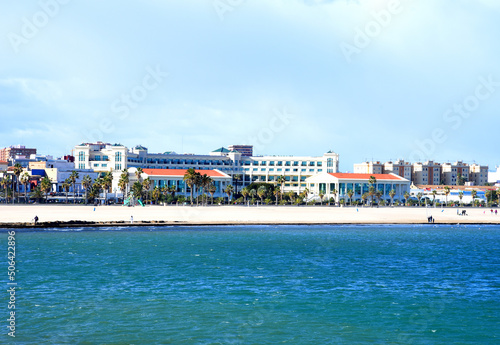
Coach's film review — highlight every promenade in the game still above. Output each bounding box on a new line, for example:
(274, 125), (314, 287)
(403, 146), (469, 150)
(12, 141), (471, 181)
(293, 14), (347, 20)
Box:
(1, 205), (499, 227)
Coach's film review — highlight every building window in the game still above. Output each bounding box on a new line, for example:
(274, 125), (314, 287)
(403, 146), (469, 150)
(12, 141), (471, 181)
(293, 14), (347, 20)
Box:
(78, 152), (85, 161)
(115, 152), (122, 162)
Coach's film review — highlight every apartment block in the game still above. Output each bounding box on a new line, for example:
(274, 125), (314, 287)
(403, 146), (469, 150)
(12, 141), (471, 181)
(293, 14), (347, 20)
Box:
(353, 161), (384, 174)
(441, 161), (470, 185)
(383, 160), (412, 181)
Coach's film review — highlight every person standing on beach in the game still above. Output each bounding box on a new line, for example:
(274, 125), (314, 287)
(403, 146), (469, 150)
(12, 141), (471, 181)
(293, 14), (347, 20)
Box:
(34, 215), (38, 226)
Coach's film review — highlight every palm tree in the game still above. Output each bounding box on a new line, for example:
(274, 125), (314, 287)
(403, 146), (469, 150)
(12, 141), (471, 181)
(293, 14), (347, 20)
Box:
(69, 171), (79, 204)
(200, 174), (212, 206)
(40, 176), (52, 203)
(361, 192), (368, 206)
(389, 189), (396, 206)
(471, 190), (477, 207)
(208, 183), (216, 205)
(102, 172), (113, 203)
(276, 175), (286, 202)
(257, 186), (267, 204)
(13, 163), (23, 203)
(273, 188), (280, 205)
(142, 177), (152, 204)
(1, 175), (11, 203)
(416, 192), (423, 207)
(331, 188), (337, 206)
(62, 178), (71, 204)
(82, 175), (92, 205)
(496, 189), (500, 206)
(287, 190), (295, 205)
(249, 188), (257, 204)
(458, 191), (464, 207)
(368, 186), (376, 207)
(119, 169), (129, 198)
(403, 191), (410, 206)
(20, 172), (30, 204)
(347, 189), (354, 206)
(241, 187), (250, 204)
(135, 167), (143, 182)
(118, 174), (129, 203)
(183, 168), (198, 205)
(169, 185), (177, 199)
(30, 186), (43, 203)
(431, 190), (437, 206)
(224, 184), (234, 204)
(232, 174), (242, 195)
(444, 186), (451, 206)
(131, 181), (143, 202)
(152, 186), (161, 205)
(375, 190), (383, 206)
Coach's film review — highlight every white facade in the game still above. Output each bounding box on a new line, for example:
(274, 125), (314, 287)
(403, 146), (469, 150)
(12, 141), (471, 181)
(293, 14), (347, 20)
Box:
(305, 173), (410, 203)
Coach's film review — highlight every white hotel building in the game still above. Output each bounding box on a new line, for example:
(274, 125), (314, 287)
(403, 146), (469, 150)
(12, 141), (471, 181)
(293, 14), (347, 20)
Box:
(73, 142), (339, 194)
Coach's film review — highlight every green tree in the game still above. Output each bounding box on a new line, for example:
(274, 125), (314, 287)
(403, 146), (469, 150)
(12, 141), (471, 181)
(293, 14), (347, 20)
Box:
(273, 187), (280, 205)
(368, 186), (376, 207)
(403, 192), (410, 206)
(102, 171), (113, 203)
(30, 186), (43, 203)
(241, 187), (249, 204)
(20, 172), (30, 204)
(82, 175), (92, 205)
(62, 178), (71, 204)
(232, 174), (242, 195)
(319, 190), (325, 206)
(361, 192), (368, 206)
(389, 189), (396, 206)
(257, 186), (267, 204)
(135, 167), (143, 182)
(118, 171), (129, 202)
(347, 189), (354, 206)
(1, 175), (11, 203)
(183, 168), (199, 205)
(69, 171), (79, 204)
(131, 181), (143, 202)
(444, 186), (451, 206)
(13, 163), (23, 204)
(458, 190), (464, 207)
(331, 188), (337, 206)
(471, 190), (477, 207)
(142, 177), (152, 204)
(431, 190), (437, 206)
(152, 186), (161, 204)
(208, 183), (216, 205)
(416, 192), (423, 207)
(276, 176), (286, 202)
(40, 176), (52, 203)
(224, 184), (234, 204)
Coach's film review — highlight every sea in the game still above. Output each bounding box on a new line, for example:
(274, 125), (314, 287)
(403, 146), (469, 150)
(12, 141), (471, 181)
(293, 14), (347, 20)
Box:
(1, 225), (499, 344)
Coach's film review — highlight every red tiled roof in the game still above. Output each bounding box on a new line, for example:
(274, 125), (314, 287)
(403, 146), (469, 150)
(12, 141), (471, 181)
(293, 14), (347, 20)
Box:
(329, 173), (406, 181)
(142, 168), (228, 178)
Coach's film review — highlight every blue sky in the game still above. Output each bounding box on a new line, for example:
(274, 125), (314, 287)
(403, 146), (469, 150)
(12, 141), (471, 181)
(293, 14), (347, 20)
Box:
(1, 0), (499, 171)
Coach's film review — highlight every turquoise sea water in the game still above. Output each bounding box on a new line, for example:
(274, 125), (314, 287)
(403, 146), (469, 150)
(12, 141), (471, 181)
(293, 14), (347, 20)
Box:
(2, 225), (499, 344)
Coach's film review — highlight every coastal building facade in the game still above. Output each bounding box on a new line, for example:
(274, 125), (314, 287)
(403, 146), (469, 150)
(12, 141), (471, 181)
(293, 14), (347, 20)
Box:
(305, 173), (411, 203)
(74, 142), (339, 194)
(112, 168), (232, 199)
(354, 159), (485, 186)
(0, 145), (37, 162)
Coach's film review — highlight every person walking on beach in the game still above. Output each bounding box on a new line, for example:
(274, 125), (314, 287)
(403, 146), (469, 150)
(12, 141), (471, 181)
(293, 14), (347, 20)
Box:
(34, 215), (39, 226)
(130, 215), (134, 224)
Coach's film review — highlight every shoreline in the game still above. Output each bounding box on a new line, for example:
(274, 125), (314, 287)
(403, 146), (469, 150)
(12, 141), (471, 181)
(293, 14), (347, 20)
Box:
(1, 204), (500, 228)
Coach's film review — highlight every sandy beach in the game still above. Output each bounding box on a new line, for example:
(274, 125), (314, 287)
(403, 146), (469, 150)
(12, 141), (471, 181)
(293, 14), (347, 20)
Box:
(1, 204), (499, 227)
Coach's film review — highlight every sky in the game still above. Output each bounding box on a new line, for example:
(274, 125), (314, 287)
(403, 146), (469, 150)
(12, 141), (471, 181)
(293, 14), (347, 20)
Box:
(1, 0), (499, 172)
